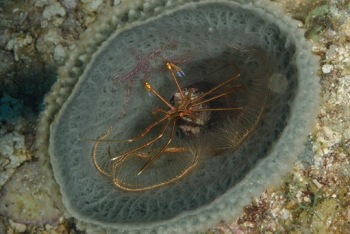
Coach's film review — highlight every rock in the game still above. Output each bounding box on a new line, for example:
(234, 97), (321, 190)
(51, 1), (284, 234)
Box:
(8, 219), (26, 232)
(60, 0), (79, 9)
(322, 64), (333, 74)
(81, 0), (102, 11)
(54, 44), (66, 61)
(35, 0), (48, 8)
(43, 2), (66, 20)
(0, 162), (62, 226)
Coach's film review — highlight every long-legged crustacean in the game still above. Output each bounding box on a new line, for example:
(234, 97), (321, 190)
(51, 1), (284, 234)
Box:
(90, 46), (270, 191)
(116, 62), (243, 174)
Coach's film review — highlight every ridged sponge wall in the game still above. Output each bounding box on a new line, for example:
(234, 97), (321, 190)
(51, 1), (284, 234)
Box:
(39, 0), (320, 233)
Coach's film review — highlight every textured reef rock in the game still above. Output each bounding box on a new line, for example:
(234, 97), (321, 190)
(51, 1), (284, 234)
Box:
(0, 95), (33, 188)
(35, 0), (319, 233)
(0, 162), (62, 226)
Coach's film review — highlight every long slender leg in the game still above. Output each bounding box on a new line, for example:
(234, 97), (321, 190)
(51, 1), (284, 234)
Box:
(92, 126), (113, 176)
(152, 107), (172, 122)
(191, 62), (241, 102)
(137, 118), (177, 175)
(110, 118), (171, 161)
(84, 115), (169, 143)
(145, 82), (175, 110)
(108, 146), (129, 164)
(192, 107), (243, 112)
(192, 85), (244, 107)
(152, 107), (169, 115)
(132, 147), (187, 158)
(166, 62), (185, 99)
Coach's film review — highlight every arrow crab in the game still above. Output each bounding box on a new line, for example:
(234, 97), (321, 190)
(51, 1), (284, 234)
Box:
(90, 46), (270, 191)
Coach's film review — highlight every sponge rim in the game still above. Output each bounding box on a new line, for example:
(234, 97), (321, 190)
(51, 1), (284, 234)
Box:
(39, 0), (320, 233)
